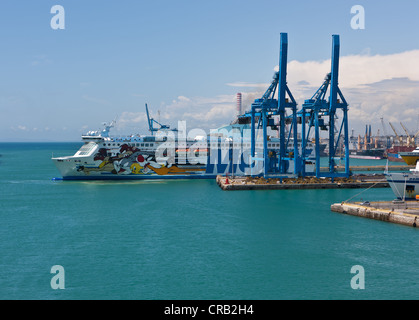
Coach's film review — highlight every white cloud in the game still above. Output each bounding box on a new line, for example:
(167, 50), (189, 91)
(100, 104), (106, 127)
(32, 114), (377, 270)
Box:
(346, 77), (419, 134)
(117, 95), (238, 132)
(119, 112), (147, 124)
(163, 95), (237, 128)
(282, 50), (419, 89)
(177, 95), (191, 102)
(228, 49), (419, 135)
(115, 50), (419, 136)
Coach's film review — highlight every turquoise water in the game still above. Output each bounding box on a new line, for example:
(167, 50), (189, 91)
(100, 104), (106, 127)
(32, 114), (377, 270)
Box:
(0, 143), (418, 300)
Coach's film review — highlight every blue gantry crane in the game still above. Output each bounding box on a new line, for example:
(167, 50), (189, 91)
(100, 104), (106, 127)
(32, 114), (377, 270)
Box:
(243, 33), (350, 179)
(300, 35), (350, 178)
(246, 33), (301, 177)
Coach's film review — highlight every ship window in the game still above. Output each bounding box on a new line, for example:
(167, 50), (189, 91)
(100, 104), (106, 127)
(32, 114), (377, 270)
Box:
(77, 142), (96, 156)
(406, 185), (415, 192)
(145, 143), (149, 147)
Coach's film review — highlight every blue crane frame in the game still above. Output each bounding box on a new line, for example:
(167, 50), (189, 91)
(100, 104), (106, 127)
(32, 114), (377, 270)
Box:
(246, 33), (350, 179)
(246, 33), (301, 177)
(301, 35), (350, 178)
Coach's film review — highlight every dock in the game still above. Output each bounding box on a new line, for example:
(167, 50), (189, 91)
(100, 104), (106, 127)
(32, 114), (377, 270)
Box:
(216, 164), (414, 191)
(331, 201), (419, 228)
(335, 165), (413, 172)
(216, 174), (389, 191)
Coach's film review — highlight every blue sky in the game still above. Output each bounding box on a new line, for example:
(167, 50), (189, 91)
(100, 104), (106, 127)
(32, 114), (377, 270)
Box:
(1, 0), (419, 141)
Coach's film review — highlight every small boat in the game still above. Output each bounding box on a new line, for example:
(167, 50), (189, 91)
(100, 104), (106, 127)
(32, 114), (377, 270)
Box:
(386, 161), (419, 200)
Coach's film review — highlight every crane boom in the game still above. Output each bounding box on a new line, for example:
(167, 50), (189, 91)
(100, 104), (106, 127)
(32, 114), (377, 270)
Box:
(400, 122), (411, 139)
(400, 122), (417, 147)
(389, 122), (404, 145)
(389, 122), (399, 138)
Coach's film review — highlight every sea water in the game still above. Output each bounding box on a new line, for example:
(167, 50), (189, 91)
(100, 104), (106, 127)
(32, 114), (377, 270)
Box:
(0, 142), (418, 300)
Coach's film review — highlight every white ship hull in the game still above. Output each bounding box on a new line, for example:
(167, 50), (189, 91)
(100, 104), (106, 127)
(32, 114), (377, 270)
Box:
(52, 138), (310, 180)
(386, 163), (419, 200)
(53, 140), (227, 180)
(52, 119), (316, 180)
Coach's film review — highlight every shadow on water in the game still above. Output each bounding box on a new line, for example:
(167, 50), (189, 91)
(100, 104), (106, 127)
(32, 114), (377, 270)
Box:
(51, 178), (176, 186)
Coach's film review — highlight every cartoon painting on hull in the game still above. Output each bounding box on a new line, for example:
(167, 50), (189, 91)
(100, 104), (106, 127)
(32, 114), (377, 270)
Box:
(77, 144), (205, 176)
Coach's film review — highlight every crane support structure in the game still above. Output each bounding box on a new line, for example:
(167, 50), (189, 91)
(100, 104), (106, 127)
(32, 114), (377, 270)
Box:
(300, 35), (350, 179)
(244, 34), (350, 179)
(249, 33), (300, 177)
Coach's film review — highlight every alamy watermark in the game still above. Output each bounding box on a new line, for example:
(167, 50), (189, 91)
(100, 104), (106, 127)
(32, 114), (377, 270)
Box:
(51, 5), (65, 30)
(350, 265), (365, 290)
(50, 265), (65, 290)
(151, 121), (267, 175)
(49, 5), (365, 32)
(351, 5), (365, 30)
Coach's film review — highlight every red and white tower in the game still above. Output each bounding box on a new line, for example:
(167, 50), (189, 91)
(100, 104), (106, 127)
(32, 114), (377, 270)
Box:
(236, 93), (242, 116)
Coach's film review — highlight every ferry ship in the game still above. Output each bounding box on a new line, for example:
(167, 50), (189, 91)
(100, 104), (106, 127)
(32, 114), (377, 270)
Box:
(399, 147), (419, 165)
(386, 161), (419, 200)
(52, 110), (316, 180)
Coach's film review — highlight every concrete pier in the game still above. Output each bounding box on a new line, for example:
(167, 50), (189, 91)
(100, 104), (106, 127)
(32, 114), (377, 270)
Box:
(216, 175), (389, 191)
(331, 201), (419, 228)
(335, 165), (413, 172)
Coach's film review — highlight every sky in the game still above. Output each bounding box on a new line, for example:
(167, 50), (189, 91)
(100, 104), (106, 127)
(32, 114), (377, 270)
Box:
(0, 0), (418, 141)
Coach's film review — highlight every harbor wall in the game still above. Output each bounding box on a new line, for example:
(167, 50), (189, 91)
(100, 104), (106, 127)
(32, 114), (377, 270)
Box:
(216, 175), (389, 191)
(331, 202), (419, 228)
